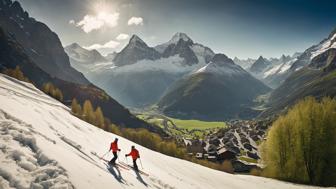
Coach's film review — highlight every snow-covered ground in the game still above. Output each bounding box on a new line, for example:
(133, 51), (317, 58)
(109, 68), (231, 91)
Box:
(0, 74), (321, 189)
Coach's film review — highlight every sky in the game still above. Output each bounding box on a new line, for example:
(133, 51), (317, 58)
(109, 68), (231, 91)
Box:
(17, 0), (336, 59)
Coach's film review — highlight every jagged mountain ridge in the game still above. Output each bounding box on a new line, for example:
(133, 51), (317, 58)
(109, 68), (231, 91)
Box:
(113, 35), (161, 66)
(243, 53), (302, 88)
(67, 33), (216, 107)
(261, 28), (336, 117)
(233, 57), (256, 69)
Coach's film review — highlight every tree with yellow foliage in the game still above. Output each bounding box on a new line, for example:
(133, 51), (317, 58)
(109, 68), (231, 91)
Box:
(261, 97), (336, 186)
(95, 106), (104, 128)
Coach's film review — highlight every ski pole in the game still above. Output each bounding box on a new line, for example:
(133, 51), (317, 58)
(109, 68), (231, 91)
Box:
(125, 155), (128, 164)
(139, 157), (144, 169)
(117, 151), (120, 163)
(100, 150), (109, 159)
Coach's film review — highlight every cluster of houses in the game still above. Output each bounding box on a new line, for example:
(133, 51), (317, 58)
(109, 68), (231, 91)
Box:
(184, 138), (237, 163)
(182, 119), (273, 172)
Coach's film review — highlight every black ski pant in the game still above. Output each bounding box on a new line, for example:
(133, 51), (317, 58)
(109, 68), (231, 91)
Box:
(110, 152), (118, 164)
(133, 159), (138, 171)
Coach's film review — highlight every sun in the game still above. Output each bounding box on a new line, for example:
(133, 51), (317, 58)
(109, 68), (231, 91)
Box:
(93, 1), (113, 15)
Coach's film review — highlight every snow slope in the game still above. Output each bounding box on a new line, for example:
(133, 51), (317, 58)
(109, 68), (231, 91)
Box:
(311, 33), (336, 59)
(0, 74), (318, 189)
(195, 61), (247, 76)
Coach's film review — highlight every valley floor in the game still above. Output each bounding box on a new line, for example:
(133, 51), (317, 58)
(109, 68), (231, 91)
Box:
(0, 74), (321, 189)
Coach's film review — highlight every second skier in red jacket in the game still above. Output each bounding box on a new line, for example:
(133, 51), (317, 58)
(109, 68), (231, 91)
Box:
(125, 146), (140, 171)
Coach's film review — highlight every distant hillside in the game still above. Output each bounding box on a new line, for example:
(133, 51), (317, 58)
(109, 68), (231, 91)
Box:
(158, 54), (270, 120)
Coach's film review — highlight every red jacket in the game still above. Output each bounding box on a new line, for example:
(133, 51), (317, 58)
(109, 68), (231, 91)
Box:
(110, 141), (118, 152)
(128, 149), (139, 160)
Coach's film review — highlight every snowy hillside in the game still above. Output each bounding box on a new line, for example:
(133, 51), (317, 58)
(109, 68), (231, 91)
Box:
(0, 75), (317, 189)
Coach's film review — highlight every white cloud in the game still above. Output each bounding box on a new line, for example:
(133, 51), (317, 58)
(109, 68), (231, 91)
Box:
(69, 19), (75, 25)
(127, 17), (143, 26)
(116, 33), (130, 41)
(84, 40), (120, 50)
(76, 12), (119, 33)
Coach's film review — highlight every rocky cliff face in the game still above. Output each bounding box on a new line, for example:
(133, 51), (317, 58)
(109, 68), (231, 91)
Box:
(0, 0), (89, 84)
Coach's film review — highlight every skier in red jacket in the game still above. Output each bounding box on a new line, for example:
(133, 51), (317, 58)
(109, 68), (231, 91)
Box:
(125, 146), (140, 171)
(109, 138), (121, 165)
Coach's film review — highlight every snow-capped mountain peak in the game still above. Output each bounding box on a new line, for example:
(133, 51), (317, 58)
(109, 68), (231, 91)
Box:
(256, 56), (266, 62)
(155, 32), (194, 53)
(64, 43), (107, 64)
(195, 54), (245, 76)
(169, 32), (193, 44)
(67, 42), (81, 49)
(128, 34), (147, 47)
(113, 35), (161, 66)
(211, 54), (235, 65)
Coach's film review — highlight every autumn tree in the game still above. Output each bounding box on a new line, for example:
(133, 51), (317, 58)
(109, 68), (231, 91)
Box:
(42, 82), (63, 102)
(71, 98), (82, 115)
(95, 106), (104, 128)
(3, 66), (30, 82)
(82, 100), (95, 123)
(54, 88), (63, 102)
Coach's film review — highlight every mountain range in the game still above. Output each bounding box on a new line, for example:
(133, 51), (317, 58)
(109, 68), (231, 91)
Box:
(239, 53), (301, 88)
(262, 28), (336, 116)
(66, 33), (270, 120)
(65, 25), (336, 121)
(66, 32), (216, 108)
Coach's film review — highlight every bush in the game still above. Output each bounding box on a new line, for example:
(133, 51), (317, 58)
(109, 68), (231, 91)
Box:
(250, 168), (262, 176)
(218, 160), (234, 174)
(261, 97), (336, 186)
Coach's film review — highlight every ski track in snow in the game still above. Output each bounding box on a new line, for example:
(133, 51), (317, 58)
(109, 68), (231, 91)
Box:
(0, 74), (323, 189)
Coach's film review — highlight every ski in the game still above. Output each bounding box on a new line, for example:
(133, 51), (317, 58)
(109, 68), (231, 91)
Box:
(101, 159), (130, 170)
(119, 162), (149, 176)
